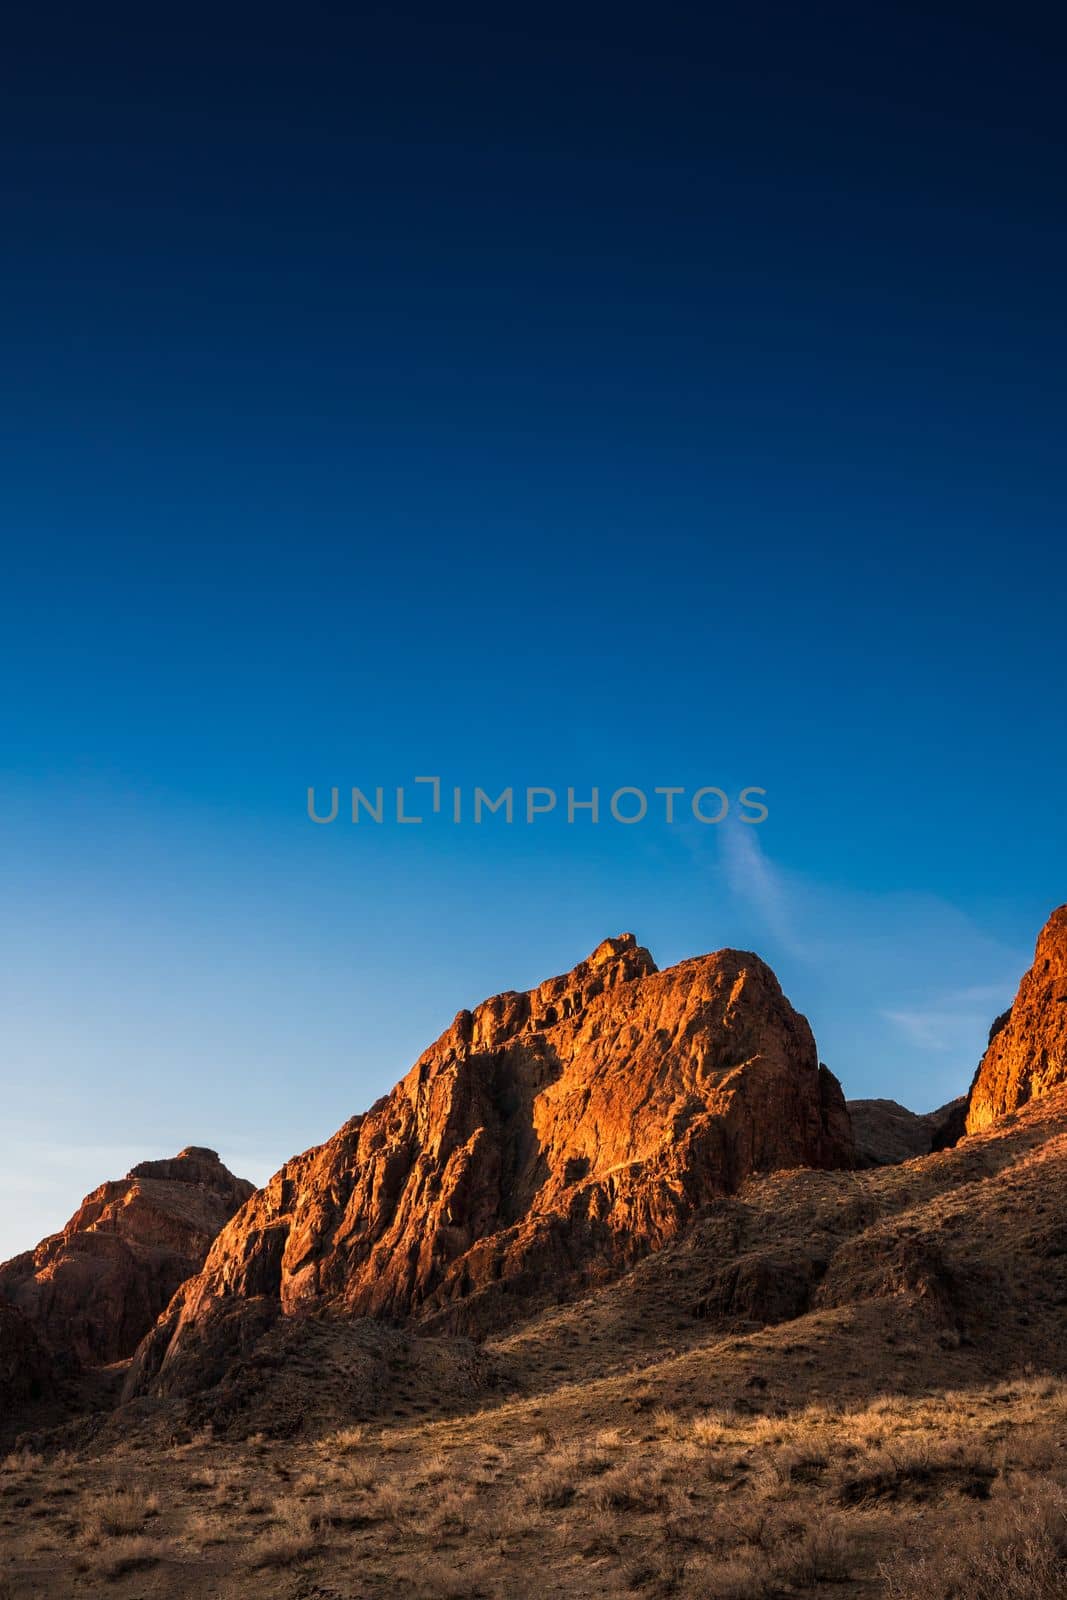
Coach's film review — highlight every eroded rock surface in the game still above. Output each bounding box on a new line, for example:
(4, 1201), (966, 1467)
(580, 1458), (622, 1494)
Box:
(128, 935), (854, 1395)
(0, 1148), (253, 1367)
(967, 905), (1067, 1133)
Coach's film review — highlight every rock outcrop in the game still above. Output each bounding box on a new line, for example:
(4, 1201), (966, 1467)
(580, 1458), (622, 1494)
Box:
(0, 1148), (253, 1367)
(127, 935), (853, 1396)
(0, 1303), (55, 1412)
(848, 1097), (967, 1167)
(966, 905), (1067, 1134)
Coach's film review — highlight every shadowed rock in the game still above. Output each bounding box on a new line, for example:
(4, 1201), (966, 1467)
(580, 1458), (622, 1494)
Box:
(848, 1097), (967, 1167)
(0, 1303), (55, 1412)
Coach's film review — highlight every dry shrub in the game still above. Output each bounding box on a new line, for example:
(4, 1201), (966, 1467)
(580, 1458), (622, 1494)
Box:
(595, 1426), (626, 1450)
(339, 1458), (377, 1492)
(524, 1458), (576, 1510)
(81, 1487), (160, 1543)
(522, 1439), (611, 1510)
(414, 1449), (452, 1486)
(367, 1480), (408, 1522)
(245, 1503), (319, 1569)
(321, 1425), (366, 1455)
(664, 1550), (771, 1600)
(836, 1436), (997, 1506)
(588, 1462), (669, 1513)
(881, 1482), (1067, 1599)
(185, 1509), (231, 1547)
(772, 1519), (852, 1586)
(652, 1408), (688, 1439)
(86, 1535), (164, 1580)
(689, 1411), (734, 1447)
(418, 1485), (479, 1537)
(398, 1554), (499, 1597)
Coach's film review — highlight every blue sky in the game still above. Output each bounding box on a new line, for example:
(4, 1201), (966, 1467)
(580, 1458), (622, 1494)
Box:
(1, 1), (1065, 1257)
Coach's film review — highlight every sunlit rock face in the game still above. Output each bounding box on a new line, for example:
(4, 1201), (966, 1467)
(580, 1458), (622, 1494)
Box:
(0, 1148), (253, 1366)
(127, 934), (854, 1397)
(966, 905), (1067, 1134)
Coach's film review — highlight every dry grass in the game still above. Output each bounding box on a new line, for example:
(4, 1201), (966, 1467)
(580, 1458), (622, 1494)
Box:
(320, 1424), (366, 1455)
(244, 1502), (320, 1569)
(4, 1378), (1067, 1596)
(78, 1486), (160, 1543)
(76, 1534), (168, 1581)
(881, 1481), (1067, 1598)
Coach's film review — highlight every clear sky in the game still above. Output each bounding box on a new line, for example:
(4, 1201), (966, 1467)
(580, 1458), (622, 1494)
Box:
(1, 2), (1065, 1259)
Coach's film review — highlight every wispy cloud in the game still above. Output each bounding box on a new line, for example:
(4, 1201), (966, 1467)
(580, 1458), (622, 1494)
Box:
(708, 821), (1026, 1106)
(882, 984), (1008, 1053)
(720, 821), (805, 955)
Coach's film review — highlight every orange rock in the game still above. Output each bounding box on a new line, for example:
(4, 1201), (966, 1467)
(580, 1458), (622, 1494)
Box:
(128, 936), (853, 1394)
(966, 905), (1067, 1134)
(0, 1147), (253, 1366)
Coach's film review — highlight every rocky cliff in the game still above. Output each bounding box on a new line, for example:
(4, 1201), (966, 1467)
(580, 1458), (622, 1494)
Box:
(0, 1147), (253, 1367)
(966, 904), (1067, 1134)
(127, 935), (853, 1396)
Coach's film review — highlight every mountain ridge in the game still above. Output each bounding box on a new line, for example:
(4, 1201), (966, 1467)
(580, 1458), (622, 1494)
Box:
(124, 933), (854, 1398)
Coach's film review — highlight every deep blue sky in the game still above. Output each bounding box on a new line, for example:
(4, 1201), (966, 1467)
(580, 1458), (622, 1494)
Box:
(2, 2), (1065, 1255)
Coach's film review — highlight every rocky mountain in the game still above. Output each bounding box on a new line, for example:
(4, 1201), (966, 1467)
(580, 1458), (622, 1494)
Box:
(125, 935), (854, 1398)
(847, 1096), (966, 1167)
(0, 1147), (253, 1368)
(966, 904), (1067, 1133)
(8, 920), (1067, 1598)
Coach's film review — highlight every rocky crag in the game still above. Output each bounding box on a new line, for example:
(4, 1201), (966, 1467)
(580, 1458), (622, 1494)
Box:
(0, 1148), (253, 1369)
(126, 935), (854, 1396)
(966, 905), (1067, 1133)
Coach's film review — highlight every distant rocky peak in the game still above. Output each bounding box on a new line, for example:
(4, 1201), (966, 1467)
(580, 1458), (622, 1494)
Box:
(127, 1148), (244, 1190)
